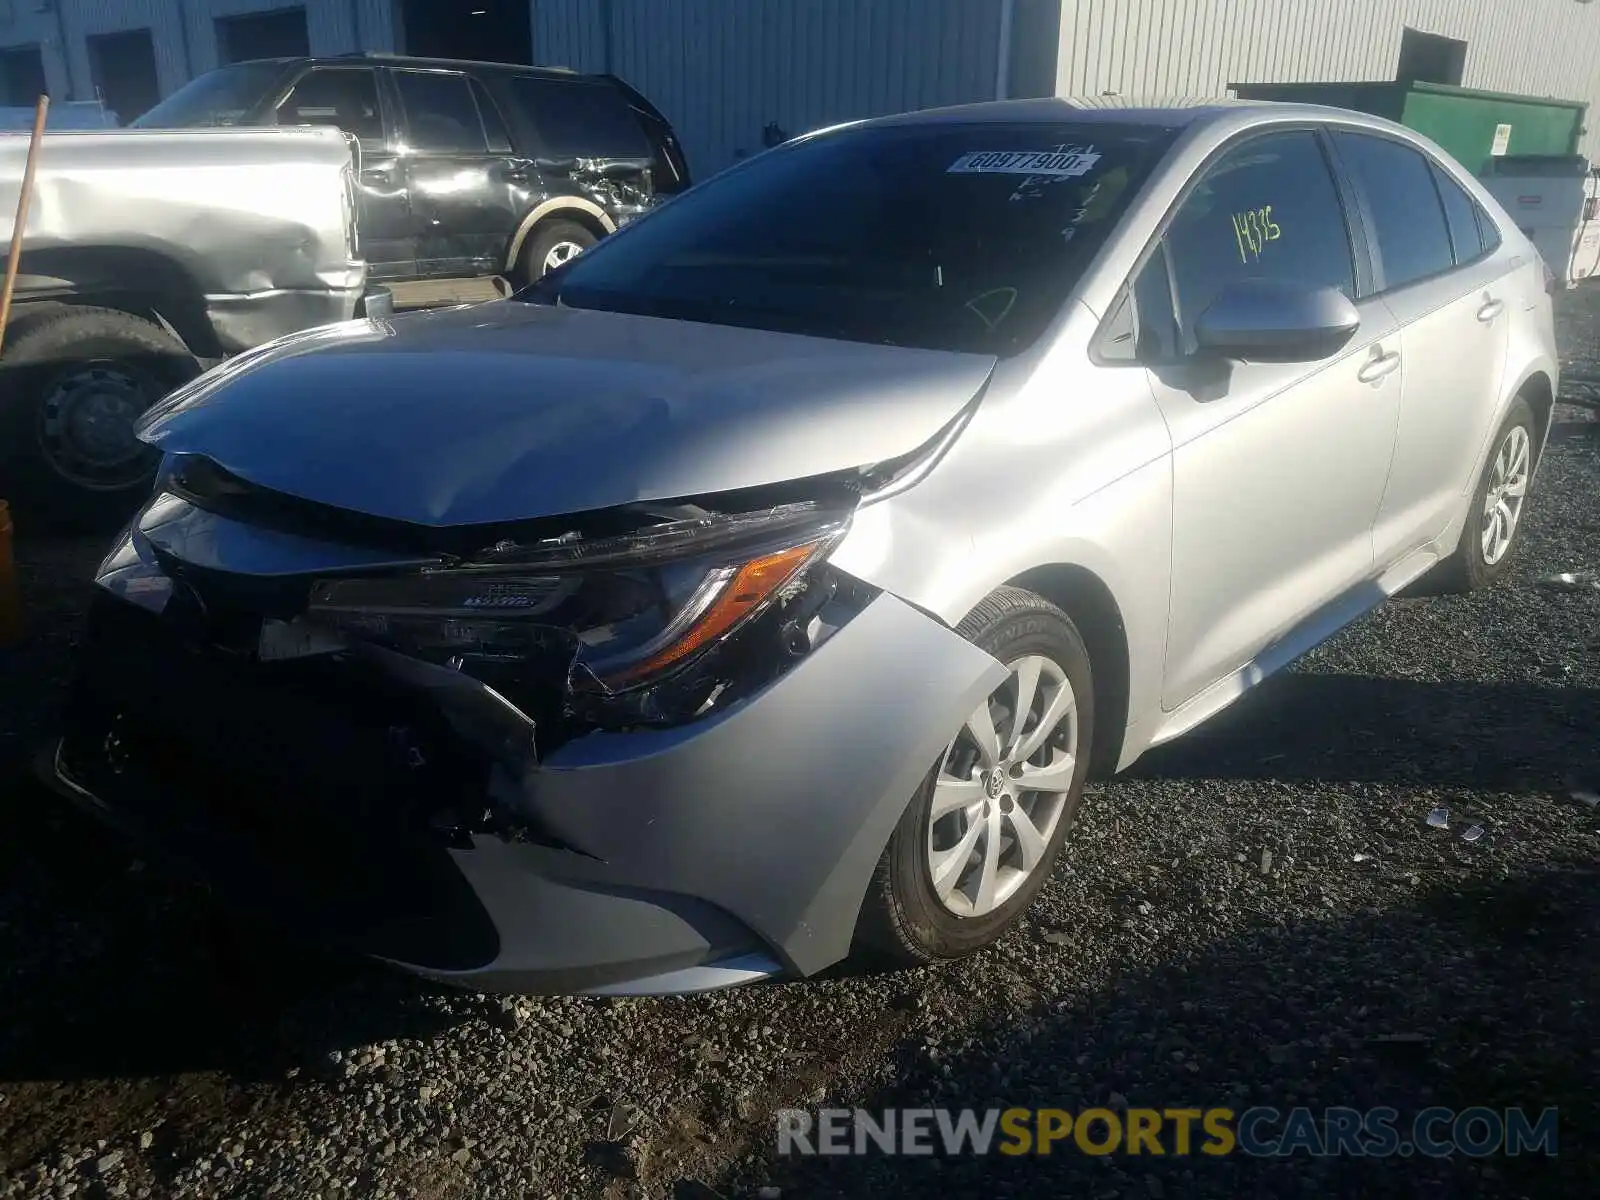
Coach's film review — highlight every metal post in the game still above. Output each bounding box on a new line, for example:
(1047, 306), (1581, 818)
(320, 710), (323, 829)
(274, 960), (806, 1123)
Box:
(0, 93), (49, 357)
(996, 0), (1017, 101)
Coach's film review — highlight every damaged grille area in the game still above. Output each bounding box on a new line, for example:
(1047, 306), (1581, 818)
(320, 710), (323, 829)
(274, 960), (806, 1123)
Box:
(154, 455), (877, 744)
(60, 594), (509, 971)
(107, 467), (881, 867)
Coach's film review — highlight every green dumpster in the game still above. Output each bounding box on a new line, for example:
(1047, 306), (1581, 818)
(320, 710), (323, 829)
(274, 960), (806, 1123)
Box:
(1229, 80), (1587, 174)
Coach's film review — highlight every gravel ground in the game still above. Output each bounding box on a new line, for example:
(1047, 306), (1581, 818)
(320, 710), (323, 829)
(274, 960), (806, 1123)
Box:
(1, 294), (1597, 1199)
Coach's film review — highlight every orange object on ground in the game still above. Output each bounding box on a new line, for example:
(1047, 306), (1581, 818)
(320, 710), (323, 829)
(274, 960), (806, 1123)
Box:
(0, 499), (20, 646)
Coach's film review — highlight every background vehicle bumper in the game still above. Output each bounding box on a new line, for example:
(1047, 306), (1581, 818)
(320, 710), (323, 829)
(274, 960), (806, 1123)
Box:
(203, 283), (366, 353)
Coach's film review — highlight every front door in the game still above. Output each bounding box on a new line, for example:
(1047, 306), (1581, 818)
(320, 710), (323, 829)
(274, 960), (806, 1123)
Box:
(1138, 128), (1402, 710)
(274, 65), (415, 280)
(389, 68), (519, 278)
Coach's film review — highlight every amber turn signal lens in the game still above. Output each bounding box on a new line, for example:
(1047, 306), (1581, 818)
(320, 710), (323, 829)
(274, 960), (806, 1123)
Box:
(618, 540), (822, 683)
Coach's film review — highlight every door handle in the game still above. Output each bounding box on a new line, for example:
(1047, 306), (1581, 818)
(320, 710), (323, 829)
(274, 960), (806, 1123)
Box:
(361, 164), (395, 184)
(1357, 350), (1401, 384)
(1476, 297), (1505, 322)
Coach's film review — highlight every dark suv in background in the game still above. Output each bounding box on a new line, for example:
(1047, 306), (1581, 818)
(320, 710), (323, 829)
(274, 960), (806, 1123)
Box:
(134, 54), (690, 286)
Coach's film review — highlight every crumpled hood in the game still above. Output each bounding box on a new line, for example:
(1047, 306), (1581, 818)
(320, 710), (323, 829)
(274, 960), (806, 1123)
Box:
(139, 301), (997, 527)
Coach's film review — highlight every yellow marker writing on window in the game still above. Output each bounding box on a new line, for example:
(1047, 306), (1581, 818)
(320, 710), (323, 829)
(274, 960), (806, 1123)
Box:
(1231, 205), (1282, 263)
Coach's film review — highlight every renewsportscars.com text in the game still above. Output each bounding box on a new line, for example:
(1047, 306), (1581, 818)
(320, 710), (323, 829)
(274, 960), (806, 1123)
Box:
(776, 1106), (1558, 1158)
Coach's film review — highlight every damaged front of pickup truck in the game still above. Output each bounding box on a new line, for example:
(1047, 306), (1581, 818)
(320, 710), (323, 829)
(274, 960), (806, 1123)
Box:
(42, 301), (1012, 995)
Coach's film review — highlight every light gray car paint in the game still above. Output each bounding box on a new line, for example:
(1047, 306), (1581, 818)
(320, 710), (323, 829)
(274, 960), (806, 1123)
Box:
(829, 98), (1558, 773)
(1193, 279), (1362, 360)
(0, 126), (367, 352)
(69, 99), (1560, 993)
(75, 506), (1008, 986)
(137, 300), (1000, 526)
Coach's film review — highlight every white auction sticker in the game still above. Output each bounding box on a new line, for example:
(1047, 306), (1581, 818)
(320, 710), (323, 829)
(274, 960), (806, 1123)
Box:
(947, 147), (1102, 177)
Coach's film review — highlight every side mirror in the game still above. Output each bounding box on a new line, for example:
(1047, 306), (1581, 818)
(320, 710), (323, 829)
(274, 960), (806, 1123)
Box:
(1194, 279), (1360, 363)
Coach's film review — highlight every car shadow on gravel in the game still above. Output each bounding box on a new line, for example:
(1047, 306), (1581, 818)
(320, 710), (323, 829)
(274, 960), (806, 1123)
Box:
(1128, 673), (1600, 794)
(0, 773), (473, 1090)
(736, 859), (1599, 1200)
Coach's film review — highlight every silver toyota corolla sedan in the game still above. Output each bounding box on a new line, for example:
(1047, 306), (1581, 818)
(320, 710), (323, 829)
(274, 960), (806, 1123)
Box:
(45, 99), (1557, 995)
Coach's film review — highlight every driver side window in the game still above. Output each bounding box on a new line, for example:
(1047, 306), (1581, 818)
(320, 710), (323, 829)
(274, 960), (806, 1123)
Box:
(277, 68), (384, 144)
(1145, 130), (1356, 357)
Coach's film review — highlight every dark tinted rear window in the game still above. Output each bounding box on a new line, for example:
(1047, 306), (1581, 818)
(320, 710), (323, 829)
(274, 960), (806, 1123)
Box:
(509, 76), (651, 159)
(393, 70), (486, 153)
(1476, 202), (1503, 254)
(528, 121), (1177, 355)
(1431, 162), (1486, 263)
(470, 77), (513, 153)
(1335, 132), (1455, 291)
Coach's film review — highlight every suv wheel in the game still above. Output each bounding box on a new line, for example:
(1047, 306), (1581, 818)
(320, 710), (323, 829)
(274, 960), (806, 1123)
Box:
(519, 220), (598, 284)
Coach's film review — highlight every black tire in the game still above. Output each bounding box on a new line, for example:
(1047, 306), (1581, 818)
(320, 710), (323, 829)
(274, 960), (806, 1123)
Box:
(856, 586), (1096, 965)
(0, 305), (196, 530)
(1430, 396), (1538, 593)
(515, 219), (598, 286)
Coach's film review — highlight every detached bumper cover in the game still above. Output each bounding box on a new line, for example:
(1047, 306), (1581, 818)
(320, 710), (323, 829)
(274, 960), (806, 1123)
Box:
(50, 573), (1002, 993)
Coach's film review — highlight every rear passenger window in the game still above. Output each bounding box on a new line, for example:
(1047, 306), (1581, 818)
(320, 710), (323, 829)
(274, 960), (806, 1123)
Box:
(1162, 130), (1355, 355)
(394, 71), (487, 153)
(1430, 163), (1485, 264)
(470, 78), (513, 154)
(1476, 203), (1503, 254)
(509, 76), (651, 160)
(1334, 133), (1455, 290)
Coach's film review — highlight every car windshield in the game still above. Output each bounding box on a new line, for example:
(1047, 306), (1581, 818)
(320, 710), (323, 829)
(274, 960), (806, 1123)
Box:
(524, 120), (1177, 354)
(131, 62), (288, 128)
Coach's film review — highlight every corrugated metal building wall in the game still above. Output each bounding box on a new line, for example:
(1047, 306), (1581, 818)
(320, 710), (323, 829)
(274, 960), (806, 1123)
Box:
(3, 1), (1600, 169)
(0, 0), (397, 107)
(534, 0), (1007, 178)
(535, 0), (1600, 173)
(1056, 0), (1600, 159)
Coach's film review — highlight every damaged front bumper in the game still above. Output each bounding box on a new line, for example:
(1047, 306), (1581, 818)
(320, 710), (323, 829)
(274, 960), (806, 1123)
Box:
(45, 508), (1003, 995)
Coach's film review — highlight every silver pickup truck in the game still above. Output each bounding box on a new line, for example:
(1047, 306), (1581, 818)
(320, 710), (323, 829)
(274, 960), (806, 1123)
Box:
(0, 124), (382, 523)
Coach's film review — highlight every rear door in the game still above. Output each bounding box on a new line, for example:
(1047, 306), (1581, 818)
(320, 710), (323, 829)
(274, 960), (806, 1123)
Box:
(1136, 128), (1402, 711)
(389, 67), (519, 278)
(1331, 132), (1514, 561)
(499, 74), (661, 213)
(602, 75), (692, 194)
(274, 65), (414, 279)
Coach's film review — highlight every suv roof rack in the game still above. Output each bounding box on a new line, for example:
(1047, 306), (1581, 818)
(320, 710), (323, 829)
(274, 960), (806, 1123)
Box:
(330, 50), (577, 72)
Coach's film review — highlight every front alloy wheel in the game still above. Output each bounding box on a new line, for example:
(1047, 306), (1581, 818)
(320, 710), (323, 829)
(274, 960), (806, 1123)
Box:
(857, 586), (1095, 964)
(927, 654), (1079, 917)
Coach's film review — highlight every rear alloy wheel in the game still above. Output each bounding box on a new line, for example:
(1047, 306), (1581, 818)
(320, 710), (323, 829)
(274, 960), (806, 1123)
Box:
(1479, 421), (1532, 567)
(857, 586), (1095, 964)
(1433, 395), (1537, 592)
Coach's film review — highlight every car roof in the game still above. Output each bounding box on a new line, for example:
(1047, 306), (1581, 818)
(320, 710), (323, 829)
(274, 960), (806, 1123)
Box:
(854, 95), (1407, 136)
(236, 54), (591, 81)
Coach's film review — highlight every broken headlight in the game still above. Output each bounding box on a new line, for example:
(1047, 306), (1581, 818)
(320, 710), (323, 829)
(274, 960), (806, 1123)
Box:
(301, 502), (851, 699)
